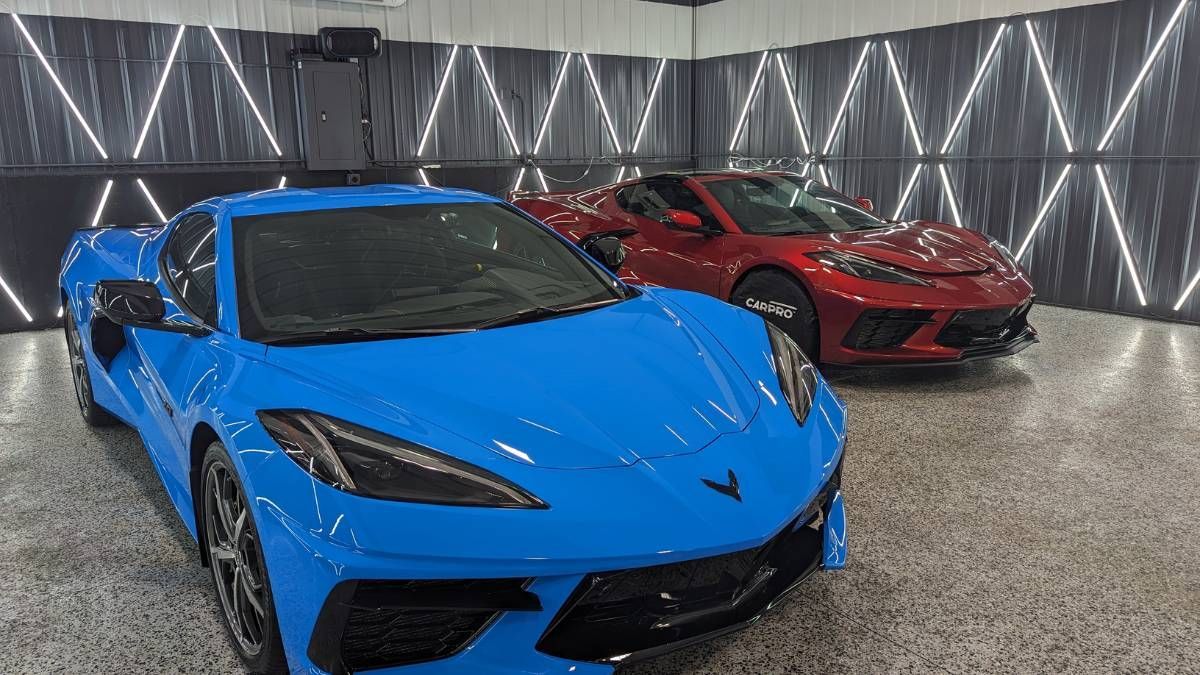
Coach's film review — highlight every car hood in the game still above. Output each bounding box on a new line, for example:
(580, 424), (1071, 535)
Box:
(262, 293), (760, 470)
(802, 221), (996, 274)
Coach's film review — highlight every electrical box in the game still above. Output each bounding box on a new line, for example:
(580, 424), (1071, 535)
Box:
(295, 59), (367, 171)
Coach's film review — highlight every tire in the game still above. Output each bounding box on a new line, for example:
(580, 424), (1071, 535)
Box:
(63, 304), (119, 427)
(201, 443), (289, 674)
(730, 270), (820, 360)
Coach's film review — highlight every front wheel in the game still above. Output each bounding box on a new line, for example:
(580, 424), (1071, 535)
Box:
(202, 443), (288, 674)
(730, 270), (820, 360)
(63, 305), (118, 426)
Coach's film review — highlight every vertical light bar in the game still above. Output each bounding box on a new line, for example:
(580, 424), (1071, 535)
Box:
(940, 23), (1007, 154)
(132, 24), (187, 159)
(136, 178), (168, 223)
(0, 274), (34, 323)
(12, 14), (108, 159)
(89, 179), (114, 228)
(616, 166), (627, 183)
(513, 166), (527, 192)
(1097, 0), (1190, 151)
(207, 25), (282, 156)
(535, 167), (550, 192)
(1174, 269), (1200, 311)
(817, 163), (831, 186)
(532, 53), (572, 155)
(417, 168), (432, 186)
(936, 164), (964, 227)
(774, 53), (812, 154)
(633, 166), (643, 177)
(277, 176), (287, 189)
(728, 51), (770, 153)
(1025, 20), (1075, 153)
(417, 45), (459, 157)
(1094, 165), (1148, 305)
(631, 58), (668, 153)
(471, 46), (521, 155)
(1015, 164), (1073, 260)
(822, 42), (873, 156)
(894, 164), (924, 220)
(580, 53), (623, 154)
(883, 40), (925, 156)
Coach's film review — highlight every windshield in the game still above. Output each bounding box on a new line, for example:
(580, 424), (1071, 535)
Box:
(233, 202), (628, 342)
(705, 174), (888, 235)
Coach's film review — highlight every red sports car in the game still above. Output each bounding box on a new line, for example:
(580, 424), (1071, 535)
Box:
(513, 170), (1036, 366)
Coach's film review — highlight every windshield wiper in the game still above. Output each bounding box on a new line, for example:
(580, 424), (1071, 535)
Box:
(262, 326), (475, 346)
(472, 298), (623, 330)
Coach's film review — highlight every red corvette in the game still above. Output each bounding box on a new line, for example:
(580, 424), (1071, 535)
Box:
(514, 170), (1037, 366)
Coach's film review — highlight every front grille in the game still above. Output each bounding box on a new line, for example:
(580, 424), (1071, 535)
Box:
(935, 302), (1032, 349)
(843, 309), (936, 350)
(308, 578), (539, 673)
(537, 470), (839, 665)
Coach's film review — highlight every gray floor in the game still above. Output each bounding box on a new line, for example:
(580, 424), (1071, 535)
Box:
(1, 305), (1197, 673)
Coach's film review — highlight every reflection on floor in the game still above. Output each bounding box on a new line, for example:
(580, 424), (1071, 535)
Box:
(0, 305), (1196, 672)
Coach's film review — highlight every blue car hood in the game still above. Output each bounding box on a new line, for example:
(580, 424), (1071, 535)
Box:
(262, 293), (760, 469)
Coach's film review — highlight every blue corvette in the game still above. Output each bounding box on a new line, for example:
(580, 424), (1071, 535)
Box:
(59, 185), (848, 674)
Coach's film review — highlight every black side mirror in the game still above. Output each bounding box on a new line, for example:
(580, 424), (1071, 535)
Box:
(583, 236), (627, 273)
(94, 280), (208, 336)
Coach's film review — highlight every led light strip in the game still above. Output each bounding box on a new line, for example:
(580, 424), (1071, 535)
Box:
(0, 273), (33, 323)
(728, 51), (770, 153)
(532, 53), (572, 155)
(894, 164), (924, 220)
(940, 23), (1007, 154)
(417, 45), (459, 157)
(774, 53), (812, 154)
(1025, 20), (1075, 153)
(417, 168), (432, 186)
(632, 58), (667, 153)
(580, 53), (623, 154)
(936, 164), (964, 227)
(535, 167), (550, 192)
(817, 164), (831, 186)
(1015, 164), (1073, 260)
(616, 166), (627, 183)
(136, 178), (168, 223)
(1094, 165), (1148, 306)
(132, 24), (187, 159)
(513, 166), (527, 192)
(1097, 0), (1191, 151)
(89, 179), (115, 228)
(277, 176), (287, 189)
(822, 42), (873, 156)
(472, 46), (521, 155)
(883, 40), (926, 156)
(207, 26), (282, 156)
(12, 14), (108, 159)
(1175, 269), (1200, 311)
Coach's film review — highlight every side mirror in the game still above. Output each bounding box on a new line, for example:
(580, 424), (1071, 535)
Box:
(582, 236), (627, 273)
(854, 196), (875, 212)
(660, 209), (703, 231)
(93, 280), (208, 336)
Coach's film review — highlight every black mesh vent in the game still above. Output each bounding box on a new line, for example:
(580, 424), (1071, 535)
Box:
(341, 606), (495, 672)
(843, 309), (936, 350)
(935, 302), (1032, 349)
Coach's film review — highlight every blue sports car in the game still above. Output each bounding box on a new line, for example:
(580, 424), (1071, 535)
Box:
(59, 185), (848, 674)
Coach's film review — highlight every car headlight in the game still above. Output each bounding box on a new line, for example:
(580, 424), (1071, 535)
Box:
(984, 234), (1024, 273)
(765, 322), (818, 425)
(807, 250), (931, 286)
(258, 410), (547, 508)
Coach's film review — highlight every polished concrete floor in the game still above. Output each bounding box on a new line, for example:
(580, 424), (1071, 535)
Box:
(0, 305), (1197, 673)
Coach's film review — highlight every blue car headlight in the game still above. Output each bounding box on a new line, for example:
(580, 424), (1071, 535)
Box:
(765, 322), (818, 425)
(257, 410), (547, 508)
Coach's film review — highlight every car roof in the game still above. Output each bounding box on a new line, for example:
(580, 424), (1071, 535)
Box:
(193, 184), (501, 218)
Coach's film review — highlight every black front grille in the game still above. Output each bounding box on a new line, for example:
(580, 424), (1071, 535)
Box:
(935, 302), (1032, 349)
(843, 309), (936, 350)
(537, 473), (839, 665)
(308, 578), (540, 673)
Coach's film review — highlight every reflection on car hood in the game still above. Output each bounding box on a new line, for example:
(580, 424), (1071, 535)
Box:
(801, 221), (996, 274)
(262, 293), (760, 469)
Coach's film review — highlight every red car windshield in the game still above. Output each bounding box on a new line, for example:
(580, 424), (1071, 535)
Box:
(706, 175), (888, 235)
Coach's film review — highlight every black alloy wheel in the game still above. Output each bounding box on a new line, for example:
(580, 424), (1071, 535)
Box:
(63, 305), (118, 426)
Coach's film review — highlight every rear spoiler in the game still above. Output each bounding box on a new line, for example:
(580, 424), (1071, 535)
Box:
(73, 222), (165, 233)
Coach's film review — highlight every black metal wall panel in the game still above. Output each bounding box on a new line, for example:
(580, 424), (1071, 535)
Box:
(698, 0), (1200, 324)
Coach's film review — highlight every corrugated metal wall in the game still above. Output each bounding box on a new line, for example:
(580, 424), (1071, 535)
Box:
(700, 0), (1200, 323)
(0, 10), (692, 331)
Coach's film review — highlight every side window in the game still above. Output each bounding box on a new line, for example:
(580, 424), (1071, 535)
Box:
(619, 181), (721, 230)
(164, 213), (218, 325)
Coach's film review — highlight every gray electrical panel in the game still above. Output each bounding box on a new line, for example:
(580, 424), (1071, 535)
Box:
(295, 59), (367, 171)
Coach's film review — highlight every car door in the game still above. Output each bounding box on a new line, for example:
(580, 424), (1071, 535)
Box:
(127, 212), (222, 500)
(608, 179), (725, 295)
